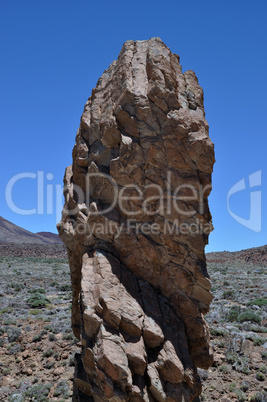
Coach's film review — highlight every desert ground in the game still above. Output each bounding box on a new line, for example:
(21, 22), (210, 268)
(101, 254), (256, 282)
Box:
(0, 244), (266, 401)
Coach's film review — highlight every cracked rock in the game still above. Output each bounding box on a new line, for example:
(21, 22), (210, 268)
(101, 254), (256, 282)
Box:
(58, 37), (215, 401)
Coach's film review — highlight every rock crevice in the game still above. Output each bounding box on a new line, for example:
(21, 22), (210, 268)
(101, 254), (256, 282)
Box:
(58, 37), (215, 401)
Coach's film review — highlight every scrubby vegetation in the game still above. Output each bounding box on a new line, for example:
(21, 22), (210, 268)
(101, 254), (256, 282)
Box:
(0, 255), (266, 401)
(202, 260), (267, 400)
(0, 256), (78, 401)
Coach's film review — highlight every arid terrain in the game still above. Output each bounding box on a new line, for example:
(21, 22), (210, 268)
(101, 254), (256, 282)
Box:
(0, 241), (266, 401)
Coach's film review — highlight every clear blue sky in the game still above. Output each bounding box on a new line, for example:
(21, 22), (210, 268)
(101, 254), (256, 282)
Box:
(1, 0), (266, 252)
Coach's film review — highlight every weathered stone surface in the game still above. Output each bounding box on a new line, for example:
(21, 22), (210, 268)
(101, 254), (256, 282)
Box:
(58, 37), (215, 401)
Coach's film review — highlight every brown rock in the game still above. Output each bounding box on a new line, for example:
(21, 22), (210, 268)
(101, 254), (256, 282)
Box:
(95, 325), (132, 390)
(123, 336), (147, 376)
(143, 315), (164, 349)
(53, 366), (65, 376)
(58, 37), (214, 401)
(155, 340), (184, 383)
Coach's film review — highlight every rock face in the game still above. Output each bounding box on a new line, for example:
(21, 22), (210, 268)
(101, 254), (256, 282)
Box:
(58, 38), (215, 401)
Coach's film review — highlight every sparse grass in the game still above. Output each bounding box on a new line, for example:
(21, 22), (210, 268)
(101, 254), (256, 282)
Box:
(219, 364), (229, 373)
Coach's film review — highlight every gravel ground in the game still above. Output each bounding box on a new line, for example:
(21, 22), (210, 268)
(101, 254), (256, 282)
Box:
(0, 253), (266, 401)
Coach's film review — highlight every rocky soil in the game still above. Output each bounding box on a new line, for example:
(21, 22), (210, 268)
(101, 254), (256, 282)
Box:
(0, 253), (77, 401)
(202, 260), (267, 401)
(0, 245), (266, 401)
(0, 243), (67, 259)
(207, 245), (267, 267)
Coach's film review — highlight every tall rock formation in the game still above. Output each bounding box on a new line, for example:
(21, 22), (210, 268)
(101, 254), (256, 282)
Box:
(58, 38), (215, 401)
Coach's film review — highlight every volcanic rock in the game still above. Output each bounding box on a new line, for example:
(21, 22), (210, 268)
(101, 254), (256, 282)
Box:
(58, 37), (215, 401)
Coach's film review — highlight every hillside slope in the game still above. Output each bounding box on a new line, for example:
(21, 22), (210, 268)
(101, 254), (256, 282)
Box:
(0, 216), (61, 244)
(206, 244), (267, 265)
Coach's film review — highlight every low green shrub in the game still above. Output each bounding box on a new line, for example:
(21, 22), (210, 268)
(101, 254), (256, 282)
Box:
(27, 293), (51, 308)
(234, 389), (246, 402)
(43, 349), (54, 357)
(63, 333), (74, 341)
(7, 328), (21, 343)
(210, 327), (226, 336)
(247, 297), (267, 307)
(250, 392), (267, 401)
(256, 372), (265, 381)
(50, 281), (59, 287)
(49, 333), (57, 341)
(260, 365), (267, 373)
(229, 382), (236, 392)
(250, 325), (267, 333)
(226, 352), (238, 364)
(45, 361), (54, 369)
(10, 283), (24, 292)
(253, 337), (265, 346)
(0, 307), (13, 314)
(4, 318), (16, 325)
(223, 290), (235, 299)
(219, 364), (229, 373)
(32, 333), (43, 342)
(69, 356), (75, 366)
(241, 381), (249, 392)
(238, 310), (261, 323)
(53, 380), (70, 398)
(29, 309), (41, 315)
(28, 288), (46, 294)
(227, 306), (240, 322)
(23, 383), (52, 401)
(59, 284), (71, 291)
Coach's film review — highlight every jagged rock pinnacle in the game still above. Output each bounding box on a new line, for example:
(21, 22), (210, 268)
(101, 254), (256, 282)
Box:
(58, 38), (215, 401)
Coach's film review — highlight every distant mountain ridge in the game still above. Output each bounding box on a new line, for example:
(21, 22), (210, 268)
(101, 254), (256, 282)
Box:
(0, 216), (62, 244)
(206, 245), (267, 266)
